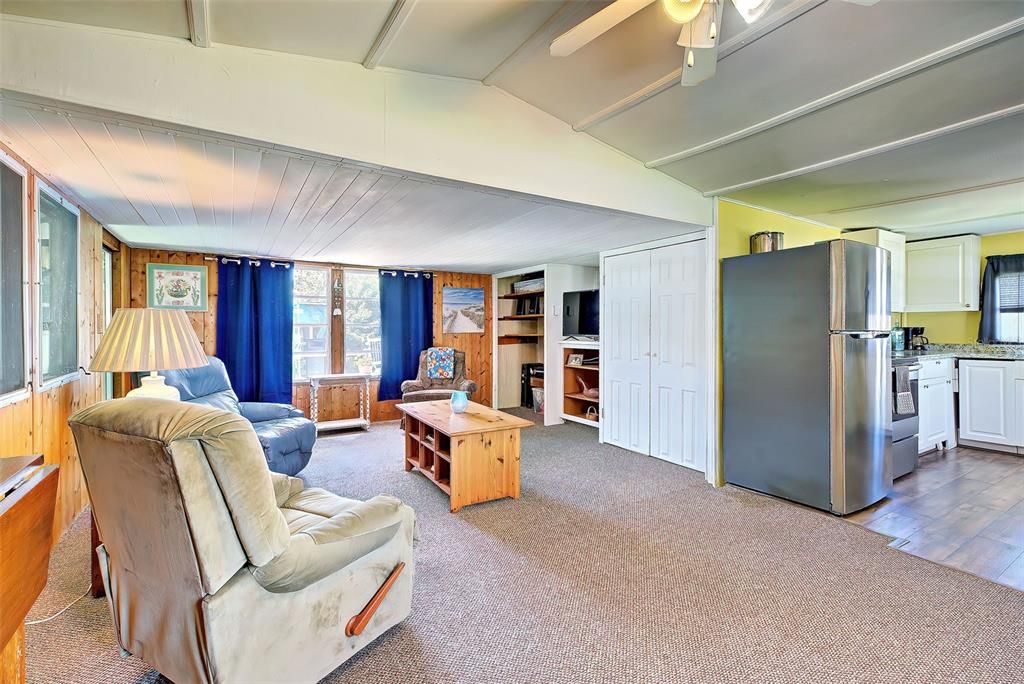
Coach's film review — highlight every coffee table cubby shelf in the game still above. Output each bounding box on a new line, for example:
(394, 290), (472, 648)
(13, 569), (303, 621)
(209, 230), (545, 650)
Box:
(404, 417), (453, 495)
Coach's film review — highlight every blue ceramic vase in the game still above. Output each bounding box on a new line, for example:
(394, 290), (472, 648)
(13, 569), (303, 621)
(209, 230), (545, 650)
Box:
(450, 390), (469, 414)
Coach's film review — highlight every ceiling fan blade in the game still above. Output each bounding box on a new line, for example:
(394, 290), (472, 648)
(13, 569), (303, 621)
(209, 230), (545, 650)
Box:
(550, 0), (657, 57)
(680, 44), (718, 86)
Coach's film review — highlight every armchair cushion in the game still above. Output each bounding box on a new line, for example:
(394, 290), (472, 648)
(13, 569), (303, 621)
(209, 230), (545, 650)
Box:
(253, 492), (413, 593)
(252, 417), (317, 477)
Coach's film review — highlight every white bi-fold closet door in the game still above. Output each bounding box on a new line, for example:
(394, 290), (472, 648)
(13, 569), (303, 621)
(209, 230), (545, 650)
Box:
(603, 239), (707, 473)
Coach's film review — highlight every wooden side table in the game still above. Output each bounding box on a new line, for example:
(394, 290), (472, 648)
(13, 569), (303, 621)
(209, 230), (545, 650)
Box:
(308, 373), (373, 432)
(0, 455), (59, 684)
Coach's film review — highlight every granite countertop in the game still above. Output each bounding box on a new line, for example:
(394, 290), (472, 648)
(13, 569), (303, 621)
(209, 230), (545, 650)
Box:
(893, 343), (1024, 362)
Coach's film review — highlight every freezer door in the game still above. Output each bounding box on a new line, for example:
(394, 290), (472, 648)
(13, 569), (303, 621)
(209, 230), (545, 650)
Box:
(830, 333), (892, 514)
(829, 240), (891, 332)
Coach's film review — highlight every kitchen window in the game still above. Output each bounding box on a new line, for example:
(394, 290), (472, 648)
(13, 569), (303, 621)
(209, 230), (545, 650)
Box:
(35, 180), (80, 389)
(292, 265), (331, 381)
(0, 151), (28, 405)
(978, 254), (1024, 344)
(343, 269), (381, 375)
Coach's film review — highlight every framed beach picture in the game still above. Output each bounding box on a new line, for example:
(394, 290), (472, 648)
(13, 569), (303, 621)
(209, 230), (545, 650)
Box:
(147, 263), (208, 311)
(441, 287), (485, 334)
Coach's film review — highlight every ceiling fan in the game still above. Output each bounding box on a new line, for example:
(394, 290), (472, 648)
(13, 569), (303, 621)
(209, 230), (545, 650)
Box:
(550, 0), (880, 86)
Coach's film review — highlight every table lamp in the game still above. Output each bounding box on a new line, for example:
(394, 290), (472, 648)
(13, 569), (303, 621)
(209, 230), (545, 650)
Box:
(89, 308), (209, 400)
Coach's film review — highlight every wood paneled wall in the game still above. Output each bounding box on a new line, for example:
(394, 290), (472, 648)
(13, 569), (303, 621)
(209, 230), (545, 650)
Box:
(433, 271), (493, 406)
(0, 142), (103, 546)
(121, 250), (494, 422)
(127, 248), (219, 354)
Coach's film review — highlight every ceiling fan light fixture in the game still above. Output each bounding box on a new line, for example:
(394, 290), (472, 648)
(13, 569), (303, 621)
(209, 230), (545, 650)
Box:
(687, 48), (695, 67)
(663, 0), (705, 25)
(676, 1), (716, 49)
(732, 0), (774, 24)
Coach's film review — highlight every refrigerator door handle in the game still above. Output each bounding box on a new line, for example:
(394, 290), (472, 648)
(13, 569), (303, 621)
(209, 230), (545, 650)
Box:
(849, 332), (890, 339)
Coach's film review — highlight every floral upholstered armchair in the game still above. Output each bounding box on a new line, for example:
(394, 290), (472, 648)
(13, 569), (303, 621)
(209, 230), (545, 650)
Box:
(400, 349), (477, 405)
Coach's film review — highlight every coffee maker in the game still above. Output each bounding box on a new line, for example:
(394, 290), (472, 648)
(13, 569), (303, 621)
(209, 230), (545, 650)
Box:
(906, 326), (928, 351)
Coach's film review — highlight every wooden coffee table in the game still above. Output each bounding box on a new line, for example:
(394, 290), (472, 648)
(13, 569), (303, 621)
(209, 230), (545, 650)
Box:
(396, 401), (533, 512)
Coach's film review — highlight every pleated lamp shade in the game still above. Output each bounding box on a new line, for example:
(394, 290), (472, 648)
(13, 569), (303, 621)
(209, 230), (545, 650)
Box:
(90, 308), (208, 373)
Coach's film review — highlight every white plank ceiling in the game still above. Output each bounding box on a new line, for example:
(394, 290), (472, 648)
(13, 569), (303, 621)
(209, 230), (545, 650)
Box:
(1, 0), (1022, 251)
(0, 94), (696, 272)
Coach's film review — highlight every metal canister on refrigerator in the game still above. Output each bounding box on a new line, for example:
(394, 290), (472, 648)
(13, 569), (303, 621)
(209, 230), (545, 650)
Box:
(750, 231), (785, 253)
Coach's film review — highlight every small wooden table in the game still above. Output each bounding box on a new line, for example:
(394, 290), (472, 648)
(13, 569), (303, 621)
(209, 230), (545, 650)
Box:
(308, 373), (373, 432)
(396, 401), (532, 512)
(1, 455), (59, 684)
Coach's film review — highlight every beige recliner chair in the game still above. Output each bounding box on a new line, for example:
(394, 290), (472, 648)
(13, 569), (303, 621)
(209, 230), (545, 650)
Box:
(68, 399), (415, 684)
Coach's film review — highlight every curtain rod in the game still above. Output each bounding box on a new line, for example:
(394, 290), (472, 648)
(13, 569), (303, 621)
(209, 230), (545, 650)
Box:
(379, 270), (431, 278)
(204, 256), (291, 268)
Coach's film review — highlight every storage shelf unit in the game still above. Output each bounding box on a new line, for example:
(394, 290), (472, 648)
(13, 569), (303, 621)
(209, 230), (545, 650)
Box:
(562, 341), (599, 427)
(496, 271), (545, 409)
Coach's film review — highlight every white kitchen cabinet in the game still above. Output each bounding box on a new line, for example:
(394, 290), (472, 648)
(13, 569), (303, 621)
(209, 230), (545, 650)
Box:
(958, 360), (1022, 448)
(917, 357), (955, 454)
(845, 229), (905, 312)
(905, 235), (981, 312)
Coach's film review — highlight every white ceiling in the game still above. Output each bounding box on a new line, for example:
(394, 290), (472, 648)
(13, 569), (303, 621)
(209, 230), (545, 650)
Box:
(1, 0), (1022, 253)
(0, 94), (697, 272)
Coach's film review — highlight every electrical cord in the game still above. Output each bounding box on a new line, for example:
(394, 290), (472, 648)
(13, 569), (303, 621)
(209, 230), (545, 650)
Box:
(25, 589), (91, 625)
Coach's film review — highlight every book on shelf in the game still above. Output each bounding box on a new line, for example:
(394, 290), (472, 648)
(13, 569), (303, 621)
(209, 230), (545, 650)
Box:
(512, 277), (544, 293)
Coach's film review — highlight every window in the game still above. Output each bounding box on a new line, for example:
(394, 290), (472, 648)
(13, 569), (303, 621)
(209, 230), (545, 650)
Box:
(102, 247), (114, 400)
(343, 269), (381, 374)
(0, 152), (28, 403)
(36, 180), (80, 388)
(994, 265), (1024, 343)
(292, 265), (331, 380)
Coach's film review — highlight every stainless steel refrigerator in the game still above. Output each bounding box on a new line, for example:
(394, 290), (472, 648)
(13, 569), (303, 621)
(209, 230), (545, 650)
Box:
(722, 240), (892, 515)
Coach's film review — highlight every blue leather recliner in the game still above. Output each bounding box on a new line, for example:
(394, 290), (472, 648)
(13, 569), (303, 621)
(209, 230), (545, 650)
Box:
(155, 356), (316, 475)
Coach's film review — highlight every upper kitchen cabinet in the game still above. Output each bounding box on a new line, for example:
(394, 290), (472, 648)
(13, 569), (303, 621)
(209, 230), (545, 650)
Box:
(905, 235), (981, 312)
(844, 229), (906, 312)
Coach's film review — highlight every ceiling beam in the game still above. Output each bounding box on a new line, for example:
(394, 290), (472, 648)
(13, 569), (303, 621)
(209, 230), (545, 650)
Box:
(824, 177), (1024, 215)
(363, 0), (417, 69)
(482, 1), (604, 86)
(572, 0), (829, 132)
(184, 0), (211, 48)
(647, 16), (1024, 168)
(704, 103), (1024, 196)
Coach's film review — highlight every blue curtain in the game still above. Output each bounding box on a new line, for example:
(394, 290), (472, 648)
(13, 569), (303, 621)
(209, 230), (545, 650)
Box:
(217, 258), (295, 403)
(378, 270), (434, 400)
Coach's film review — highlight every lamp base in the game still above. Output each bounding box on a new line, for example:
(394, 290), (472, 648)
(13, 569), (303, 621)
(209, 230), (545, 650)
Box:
(126, 372), (181, 401)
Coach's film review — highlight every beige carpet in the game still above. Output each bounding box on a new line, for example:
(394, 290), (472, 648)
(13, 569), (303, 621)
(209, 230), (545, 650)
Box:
(26, 412), (1024, 683)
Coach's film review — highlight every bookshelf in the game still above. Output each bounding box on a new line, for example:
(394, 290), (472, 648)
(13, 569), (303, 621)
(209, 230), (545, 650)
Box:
(561, 340), (599, 427)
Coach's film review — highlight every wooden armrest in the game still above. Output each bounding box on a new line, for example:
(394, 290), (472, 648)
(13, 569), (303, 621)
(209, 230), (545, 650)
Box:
(345, 562), (405, 637)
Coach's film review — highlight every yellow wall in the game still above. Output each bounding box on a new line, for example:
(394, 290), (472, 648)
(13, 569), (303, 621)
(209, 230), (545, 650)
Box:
(716, 200), (841, 485)
(718, 200), (842, 258)
(904, 230), (1024, 343)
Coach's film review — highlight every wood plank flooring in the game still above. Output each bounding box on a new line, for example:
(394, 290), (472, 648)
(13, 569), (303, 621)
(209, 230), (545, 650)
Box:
(849, 446), (1024, 591)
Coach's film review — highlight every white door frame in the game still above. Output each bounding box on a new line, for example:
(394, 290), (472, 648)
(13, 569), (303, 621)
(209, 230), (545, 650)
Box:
(599, 224), (719, 486)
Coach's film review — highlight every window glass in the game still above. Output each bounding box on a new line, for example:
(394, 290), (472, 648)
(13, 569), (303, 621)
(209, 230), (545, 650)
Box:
(0, 160), (26, 397)
(37, 188), (79, 384)
(343, 269), (381, 374)
(995, 269), (1023, 343)
(102, 247), (114, 400)
(292, 266), (330, 380)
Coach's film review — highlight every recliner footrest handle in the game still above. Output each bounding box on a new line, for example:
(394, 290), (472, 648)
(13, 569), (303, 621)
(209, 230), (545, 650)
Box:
(345, 562), (405, 637)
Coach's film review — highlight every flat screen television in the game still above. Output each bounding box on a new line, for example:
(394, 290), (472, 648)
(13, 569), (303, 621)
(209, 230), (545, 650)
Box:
(563, 289), (599, 337)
